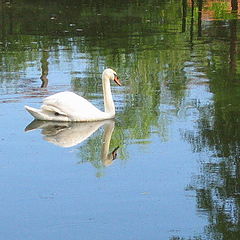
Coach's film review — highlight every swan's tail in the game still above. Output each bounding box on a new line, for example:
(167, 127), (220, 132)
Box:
(25, 105), (46, 120)
(25, 105), (70, 121)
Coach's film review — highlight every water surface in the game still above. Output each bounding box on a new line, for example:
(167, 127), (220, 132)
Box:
(0, 1), (240, 239)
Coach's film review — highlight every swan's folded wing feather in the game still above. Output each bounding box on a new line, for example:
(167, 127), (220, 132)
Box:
(42, 91), (103, 120)
(41, 104), (67, 116)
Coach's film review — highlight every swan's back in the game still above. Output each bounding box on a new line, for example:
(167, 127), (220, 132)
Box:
(42, 91), (105, 121)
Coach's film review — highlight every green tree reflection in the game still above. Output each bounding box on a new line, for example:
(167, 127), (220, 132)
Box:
(182, 1), (240, 240)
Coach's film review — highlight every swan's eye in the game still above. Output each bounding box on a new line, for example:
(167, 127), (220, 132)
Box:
(113, 73), (118, 80)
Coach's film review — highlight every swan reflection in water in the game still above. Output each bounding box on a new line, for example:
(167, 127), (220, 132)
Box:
(25, 120), (119, 166)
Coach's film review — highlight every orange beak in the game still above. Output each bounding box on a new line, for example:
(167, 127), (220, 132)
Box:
(114, 75), (121, 86)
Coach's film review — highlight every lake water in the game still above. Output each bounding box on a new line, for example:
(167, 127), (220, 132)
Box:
(0, 0), (240, 239)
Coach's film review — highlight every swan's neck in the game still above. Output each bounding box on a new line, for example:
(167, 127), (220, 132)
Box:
(102, 76), (115, 115)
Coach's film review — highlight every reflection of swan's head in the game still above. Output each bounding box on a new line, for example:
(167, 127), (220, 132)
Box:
(103, 146), (119, 167)
(102, 68), (121, 86)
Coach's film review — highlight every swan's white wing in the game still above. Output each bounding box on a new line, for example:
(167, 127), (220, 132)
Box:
(41, 91), (105, 121)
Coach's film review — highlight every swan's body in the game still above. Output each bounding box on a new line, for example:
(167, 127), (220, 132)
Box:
(25, 68), (121, 122)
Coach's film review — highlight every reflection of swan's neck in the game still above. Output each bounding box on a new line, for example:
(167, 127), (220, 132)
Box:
(101, 121), (115, 166)
(103, 75), (115, 115)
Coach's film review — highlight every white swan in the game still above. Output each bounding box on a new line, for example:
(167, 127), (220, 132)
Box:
(25, 68), (121, 122)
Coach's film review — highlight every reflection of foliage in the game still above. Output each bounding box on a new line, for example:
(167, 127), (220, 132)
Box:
(205, 1), (238, 20)
(77, 128), (104, 168)
(182, 9), (240, 239)
(183, 84), (240, 238)
(76, 123), (126, 177)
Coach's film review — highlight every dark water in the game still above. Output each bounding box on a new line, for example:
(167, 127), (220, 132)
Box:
(1, 0), (240, 239)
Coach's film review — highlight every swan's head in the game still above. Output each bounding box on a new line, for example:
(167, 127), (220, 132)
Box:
(102, 68), (121, 86)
